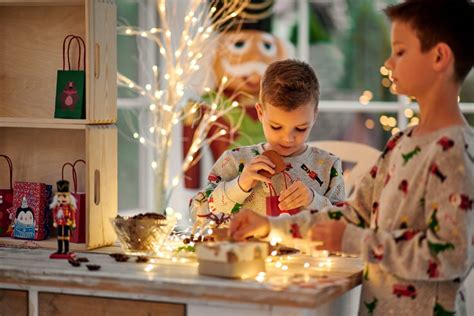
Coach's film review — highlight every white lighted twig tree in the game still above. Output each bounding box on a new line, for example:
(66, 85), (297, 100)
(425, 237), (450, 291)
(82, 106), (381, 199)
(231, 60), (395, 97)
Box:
(117, 0), (250, 214)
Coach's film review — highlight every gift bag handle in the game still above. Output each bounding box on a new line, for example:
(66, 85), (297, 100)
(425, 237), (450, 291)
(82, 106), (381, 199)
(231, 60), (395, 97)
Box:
(267, 182), (277, 197)
(63, 35), (86, 71)
(61, 160), (86, 194)
(0, 155), (13, 190)
(61, 162), (78, 194)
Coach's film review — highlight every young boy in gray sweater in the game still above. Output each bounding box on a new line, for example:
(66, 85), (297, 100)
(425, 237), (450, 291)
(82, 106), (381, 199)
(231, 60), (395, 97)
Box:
(190, 60), (345, 224)
(231, 1), (474, 315)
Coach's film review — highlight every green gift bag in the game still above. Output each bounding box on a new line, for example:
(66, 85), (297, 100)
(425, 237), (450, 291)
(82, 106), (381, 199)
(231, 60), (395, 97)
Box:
(54, 35), (86, 119)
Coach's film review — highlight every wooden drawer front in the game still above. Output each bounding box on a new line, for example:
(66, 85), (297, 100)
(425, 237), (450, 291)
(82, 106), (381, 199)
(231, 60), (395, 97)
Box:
(38, 293), (185, 316)
(0, 289), (28, 316)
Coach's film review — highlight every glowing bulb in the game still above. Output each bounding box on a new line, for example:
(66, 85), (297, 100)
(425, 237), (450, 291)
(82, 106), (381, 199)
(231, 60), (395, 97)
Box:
(133, 132), (139, 139)
(145, 84), (152, 91)
(140, 32), (147, 37)
(125, 28), (132, 35)
(144, 264), (154, 272)
(149, 127), (155, 133)
(152, 65), (158, 72)
(150, 27), (158, 33)
(139, 137), (145, 144)
(128, 82), (134, 88)
(198, 27), (204, 33)
(404, 108), (414, 118)
(231, 101), (239, 107)
(210, 115), (217, 122)
(149, 104), (156, 111)
(221, 76), (228, 84)
(164, 74), (170, 80)
(219, 129), (226, 136)
(282, 265), (288, 271)
(151, 161), (157, 169)
(275, 262), (282, 268)
(160, 47), (166, 56)
(165, 30), (171, 38)
(304, 262), (310, 268)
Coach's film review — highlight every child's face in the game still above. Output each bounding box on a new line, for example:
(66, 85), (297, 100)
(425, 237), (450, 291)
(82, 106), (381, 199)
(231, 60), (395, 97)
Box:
(256, 101), (316, 157)
(384, 21), (437, 97)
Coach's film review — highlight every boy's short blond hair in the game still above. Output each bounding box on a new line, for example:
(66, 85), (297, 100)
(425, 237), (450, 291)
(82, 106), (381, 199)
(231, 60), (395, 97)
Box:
(260, 59), (320, 112)
(384, 0), (474, 83)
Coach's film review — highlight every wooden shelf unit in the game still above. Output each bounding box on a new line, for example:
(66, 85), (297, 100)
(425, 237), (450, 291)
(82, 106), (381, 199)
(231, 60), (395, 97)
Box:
(0, 0), (118, 249)
(0, 0), (117, 123)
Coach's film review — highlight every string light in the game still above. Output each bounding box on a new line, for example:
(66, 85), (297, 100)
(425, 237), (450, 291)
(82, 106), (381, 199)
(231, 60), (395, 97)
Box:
(118, 0), (250, 218)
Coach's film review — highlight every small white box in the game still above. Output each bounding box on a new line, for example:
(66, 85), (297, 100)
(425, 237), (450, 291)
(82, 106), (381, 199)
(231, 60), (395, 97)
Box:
(196, 241), (268, 279)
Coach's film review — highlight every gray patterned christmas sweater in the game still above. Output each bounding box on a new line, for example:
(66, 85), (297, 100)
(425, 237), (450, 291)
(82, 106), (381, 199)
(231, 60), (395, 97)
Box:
(267, 125), (474, 316)
(189, 143), (345, 221)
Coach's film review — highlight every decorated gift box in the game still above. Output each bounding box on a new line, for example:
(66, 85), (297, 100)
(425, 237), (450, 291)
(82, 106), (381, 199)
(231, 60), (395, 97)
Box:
(196, 241), (268, 279)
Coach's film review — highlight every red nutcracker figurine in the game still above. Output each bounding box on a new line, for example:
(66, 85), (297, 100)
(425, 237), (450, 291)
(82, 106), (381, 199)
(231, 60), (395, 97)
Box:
(49, 180), (76, 259)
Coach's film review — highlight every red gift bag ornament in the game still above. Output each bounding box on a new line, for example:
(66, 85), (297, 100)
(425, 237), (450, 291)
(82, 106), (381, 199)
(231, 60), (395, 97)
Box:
(62, 159), (86, 243)
(266, 171), (300, 216)
(0, 155), (14, 237)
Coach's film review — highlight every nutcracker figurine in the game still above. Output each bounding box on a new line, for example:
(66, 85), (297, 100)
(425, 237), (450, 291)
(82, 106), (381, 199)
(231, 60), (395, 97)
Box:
(49, 180), (77, 259)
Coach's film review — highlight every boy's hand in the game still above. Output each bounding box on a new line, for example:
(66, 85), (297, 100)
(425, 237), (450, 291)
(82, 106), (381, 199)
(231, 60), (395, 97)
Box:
(238, 155), (275, 192)
(309, 220), (347, 252)
(278, 180), (313, 210)
(230, 208), (270, 241)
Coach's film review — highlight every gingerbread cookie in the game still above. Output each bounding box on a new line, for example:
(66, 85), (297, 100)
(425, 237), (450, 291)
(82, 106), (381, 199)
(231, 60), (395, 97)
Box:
(258, 150), (286, 178)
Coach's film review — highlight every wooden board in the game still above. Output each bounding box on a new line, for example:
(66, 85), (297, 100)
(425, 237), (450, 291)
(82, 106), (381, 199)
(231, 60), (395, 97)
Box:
(87, 0), (117, 123)
(0, 5), (86, 119)
(38, 293), (185, 316)
(0, 289), (28, 316)
(0, 127), (86, 188)
(86, 125), (117, 249)
(0, 248), (363, 309)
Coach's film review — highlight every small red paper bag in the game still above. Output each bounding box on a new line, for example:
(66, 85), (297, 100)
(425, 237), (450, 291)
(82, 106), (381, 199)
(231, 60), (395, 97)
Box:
(62, 160), (86, 243)
(266, 172), (300, 217)
(0, 155), (14, 237)
(11, 182), (49, 240)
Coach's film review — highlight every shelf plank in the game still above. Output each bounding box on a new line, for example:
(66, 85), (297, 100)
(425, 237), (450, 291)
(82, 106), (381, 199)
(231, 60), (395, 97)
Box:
(0, 0), (83, 5)
(0, 237), (88, 251)
(0, 117), (89, 129)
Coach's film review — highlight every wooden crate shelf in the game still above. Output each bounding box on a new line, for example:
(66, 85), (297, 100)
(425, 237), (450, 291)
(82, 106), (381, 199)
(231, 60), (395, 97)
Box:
(0, 125), (118, 249)
(0, 0), (117, 250)
(0, 0), (117, 123)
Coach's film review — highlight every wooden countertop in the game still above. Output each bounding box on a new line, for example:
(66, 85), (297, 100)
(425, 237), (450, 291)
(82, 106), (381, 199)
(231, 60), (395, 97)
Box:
(0, 247), (363, 309)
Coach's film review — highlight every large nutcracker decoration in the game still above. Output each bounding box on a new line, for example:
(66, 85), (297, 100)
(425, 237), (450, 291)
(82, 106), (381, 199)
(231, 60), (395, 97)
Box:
(50, 180), (77, 259)
(183, 0), (290, 188)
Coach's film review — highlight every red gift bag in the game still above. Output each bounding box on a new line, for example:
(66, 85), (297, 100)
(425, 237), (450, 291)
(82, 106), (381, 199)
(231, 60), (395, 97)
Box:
(0, 155), (14, 237)
(266, 172), (300, 217)
(12, 182), (49, 240)
(62, 159), (86, 243)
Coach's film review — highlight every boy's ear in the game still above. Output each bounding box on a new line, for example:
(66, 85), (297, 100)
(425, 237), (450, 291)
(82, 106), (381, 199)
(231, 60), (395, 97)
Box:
(255, 102), (264, 121)
(432, 43), (453, 72)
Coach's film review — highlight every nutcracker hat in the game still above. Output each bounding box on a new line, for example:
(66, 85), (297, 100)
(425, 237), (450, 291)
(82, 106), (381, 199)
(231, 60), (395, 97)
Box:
(56, 180), (70, 193)
(211, 0), (274, 33)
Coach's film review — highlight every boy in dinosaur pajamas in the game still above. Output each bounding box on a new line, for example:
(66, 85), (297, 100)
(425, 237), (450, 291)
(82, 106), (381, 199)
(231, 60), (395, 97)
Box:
(189, 60), (345, 223)
(230, 1), (474, 315)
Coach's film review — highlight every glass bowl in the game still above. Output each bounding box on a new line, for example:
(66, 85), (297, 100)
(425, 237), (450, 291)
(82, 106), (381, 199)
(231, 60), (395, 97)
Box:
(111, 213), (177, 257)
